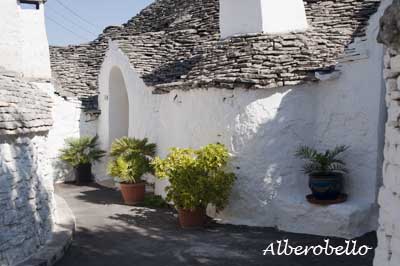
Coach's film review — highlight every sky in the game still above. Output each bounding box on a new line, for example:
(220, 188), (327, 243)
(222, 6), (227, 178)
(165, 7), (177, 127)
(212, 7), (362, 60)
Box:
(45, 0), (153, 46)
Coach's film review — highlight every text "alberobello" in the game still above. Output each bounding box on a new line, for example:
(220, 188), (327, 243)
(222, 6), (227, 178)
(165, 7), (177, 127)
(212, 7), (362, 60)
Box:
(262, 239), (373, 256)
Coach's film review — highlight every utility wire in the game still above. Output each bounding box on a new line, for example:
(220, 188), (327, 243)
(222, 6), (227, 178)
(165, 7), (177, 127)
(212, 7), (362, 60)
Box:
(46, 15), (88, 42)
(47, 5), (98, 36)
(54, 0), (100, 30)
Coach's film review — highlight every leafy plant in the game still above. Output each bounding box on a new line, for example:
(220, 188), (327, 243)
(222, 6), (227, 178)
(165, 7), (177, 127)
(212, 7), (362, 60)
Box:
(142, 195), (170, 208)
(295, 145), (349, 175)
(108, 137), (156, 184)
(60, 136), (106, 167)
(152, 143), (236, 212)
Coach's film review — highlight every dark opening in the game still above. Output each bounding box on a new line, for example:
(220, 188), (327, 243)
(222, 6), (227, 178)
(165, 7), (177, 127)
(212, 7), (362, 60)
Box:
(19, 1), (40, 10)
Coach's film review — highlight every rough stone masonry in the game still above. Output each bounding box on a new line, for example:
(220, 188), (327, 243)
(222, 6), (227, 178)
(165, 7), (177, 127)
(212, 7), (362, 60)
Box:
(0, 70), (54, 266)
(375, 1), (400, 265)
(50, 0), (381, 99)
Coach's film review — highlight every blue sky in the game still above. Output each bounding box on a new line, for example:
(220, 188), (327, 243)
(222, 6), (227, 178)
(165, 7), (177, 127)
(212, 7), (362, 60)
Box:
(45, 0), (153, 46)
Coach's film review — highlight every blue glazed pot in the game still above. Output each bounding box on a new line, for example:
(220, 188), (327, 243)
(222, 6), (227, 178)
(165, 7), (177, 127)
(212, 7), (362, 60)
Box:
(309, 173), (343, 200)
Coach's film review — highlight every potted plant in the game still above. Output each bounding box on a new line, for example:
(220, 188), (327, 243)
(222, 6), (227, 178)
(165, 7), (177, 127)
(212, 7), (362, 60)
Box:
(152, 143), (236, 228)
(108, 137), (156, 205)
(295, 145), (349, 200)
(60, 136), (106, 185)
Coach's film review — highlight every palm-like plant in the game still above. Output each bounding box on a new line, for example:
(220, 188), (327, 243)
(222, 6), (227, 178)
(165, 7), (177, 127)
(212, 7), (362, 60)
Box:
(60, 136), (106, 167)
(108, 137), (156, 184)
(295, 145), (349, 175)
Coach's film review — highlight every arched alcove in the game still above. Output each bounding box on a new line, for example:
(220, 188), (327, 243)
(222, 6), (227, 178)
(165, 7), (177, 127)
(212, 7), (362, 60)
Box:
(108, 66), (129, 145)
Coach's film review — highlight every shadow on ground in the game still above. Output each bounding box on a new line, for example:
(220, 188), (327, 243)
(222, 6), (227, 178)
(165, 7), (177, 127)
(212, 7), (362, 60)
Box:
(72, 182), (124, 205)
(55, 183), (376, 266)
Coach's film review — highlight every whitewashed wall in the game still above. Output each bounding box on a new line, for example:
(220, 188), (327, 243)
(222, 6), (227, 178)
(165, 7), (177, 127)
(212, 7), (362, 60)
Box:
(0, 81), (61, 266)
(0, 81), (97, 265)
(45, 91), (98, 183)
(374, 49), (400, 266)
(0, 1), (54, 264)
(0, 0), (51, 79)
(0, 0), (22, 74)
(0, 134), (53, 266)
(19, 3), (52, 79)
(97, 3), (386, 238)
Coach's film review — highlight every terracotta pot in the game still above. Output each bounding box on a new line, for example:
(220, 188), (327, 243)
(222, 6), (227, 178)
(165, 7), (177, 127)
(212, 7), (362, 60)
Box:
(120, 182), (146, 205)
(74, 163), (93, 185)
(178, 208), (206, 228)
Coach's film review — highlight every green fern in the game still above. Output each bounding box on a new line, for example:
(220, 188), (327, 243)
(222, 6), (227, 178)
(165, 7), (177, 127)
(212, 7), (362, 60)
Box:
(59, 136), (106, 167)
(295, 145), (349, 175)
(108, 137), (156, 184)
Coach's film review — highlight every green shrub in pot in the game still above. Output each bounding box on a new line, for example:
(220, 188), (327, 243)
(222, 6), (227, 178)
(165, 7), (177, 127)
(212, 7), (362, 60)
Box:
(152, 143), (236, 228)
(108, 137), (156, 205)
(60, 135), (106, 185)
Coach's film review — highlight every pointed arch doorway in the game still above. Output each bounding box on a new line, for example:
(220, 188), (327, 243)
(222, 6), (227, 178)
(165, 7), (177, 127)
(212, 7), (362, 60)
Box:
(107, 66), (129, 147)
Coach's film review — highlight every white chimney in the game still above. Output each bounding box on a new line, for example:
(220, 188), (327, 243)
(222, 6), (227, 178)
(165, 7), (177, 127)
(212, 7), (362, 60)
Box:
(219, 0), (308, 39)
(0, 0), (51, 79)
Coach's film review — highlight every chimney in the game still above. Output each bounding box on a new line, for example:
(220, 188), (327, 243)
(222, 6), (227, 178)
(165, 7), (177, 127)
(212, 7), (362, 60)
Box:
(219, 0), (308, 39)
(0, 0), (51, 79)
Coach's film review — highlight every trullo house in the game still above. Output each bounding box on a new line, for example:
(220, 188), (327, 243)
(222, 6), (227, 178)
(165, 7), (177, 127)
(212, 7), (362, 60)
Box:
(2, 0), (400, 265)
(50, 0), (386, 238)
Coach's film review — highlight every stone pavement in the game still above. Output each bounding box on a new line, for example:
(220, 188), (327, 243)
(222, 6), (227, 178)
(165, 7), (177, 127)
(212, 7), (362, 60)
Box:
(55, 183), (376, 266)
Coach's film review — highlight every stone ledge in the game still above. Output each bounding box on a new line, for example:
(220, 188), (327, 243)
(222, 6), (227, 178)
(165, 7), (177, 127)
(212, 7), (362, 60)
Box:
(14, 195), (76, 266)
(276, 195), (378, 239)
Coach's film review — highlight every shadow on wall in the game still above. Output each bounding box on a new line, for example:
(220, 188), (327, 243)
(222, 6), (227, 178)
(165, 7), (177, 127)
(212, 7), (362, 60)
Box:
(209, 86), (317, 225)
(0, 133), (52, 266)
(168, 82), (381, 228)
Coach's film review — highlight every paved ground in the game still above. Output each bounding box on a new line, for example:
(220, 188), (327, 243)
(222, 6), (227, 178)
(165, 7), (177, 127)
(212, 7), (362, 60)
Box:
(55, 183), (377, 266)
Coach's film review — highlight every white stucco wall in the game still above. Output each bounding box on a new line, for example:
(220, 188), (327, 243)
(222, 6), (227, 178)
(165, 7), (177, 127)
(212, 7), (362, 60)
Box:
(219, 0), (308, 39)
(0, 0), (23, 74)
(45, 90), (98, 183)
(0, 0), (51, 79)
(19, 3), (52, 79)
(260, 0), (308, 34)
(98, 3), (385, 238)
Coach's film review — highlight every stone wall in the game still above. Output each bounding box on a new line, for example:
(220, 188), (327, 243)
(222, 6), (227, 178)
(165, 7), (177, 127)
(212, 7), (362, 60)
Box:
(0, 72), (56, 266)
(374, 1), (400, 265)
(0, 81), (97, 265)
(0, 1), (75, 265)
(374, 44), (400, 266)
(0, 134), (53, 266)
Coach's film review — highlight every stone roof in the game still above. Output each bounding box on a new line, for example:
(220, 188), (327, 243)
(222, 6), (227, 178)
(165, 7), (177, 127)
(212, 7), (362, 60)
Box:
(50, 0), (381, 98)
(0, 71), (53, 136)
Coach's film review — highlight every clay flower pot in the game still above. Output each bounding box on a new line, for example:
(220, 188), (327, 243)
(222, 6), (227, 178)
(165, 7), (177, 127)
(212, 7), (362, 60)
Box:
(309, 173), (343, 200)
(74, 163), (93, 185)
(120, 182), (146, 205)
(178, 208), (207, 228)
